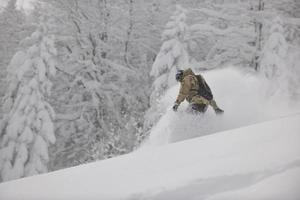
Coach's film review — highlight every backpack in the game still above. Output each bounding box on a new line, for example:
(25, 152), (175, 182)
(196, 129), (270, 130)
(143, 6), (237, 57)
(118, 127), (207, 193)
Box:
(195, 74), (213, 101)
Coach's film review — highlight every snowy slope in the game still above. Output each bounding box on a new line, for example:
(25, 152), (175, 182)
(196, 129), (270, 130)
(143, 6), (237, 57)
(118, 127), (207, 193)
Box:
(207, 168), (300, 200)
(0, 114), (300, 200)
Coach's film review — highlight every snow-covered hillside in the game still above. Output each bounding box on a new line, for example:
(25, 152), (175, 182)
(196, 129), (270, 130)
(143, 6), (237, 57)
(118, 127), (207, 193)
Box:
(0, 113), (299, 200)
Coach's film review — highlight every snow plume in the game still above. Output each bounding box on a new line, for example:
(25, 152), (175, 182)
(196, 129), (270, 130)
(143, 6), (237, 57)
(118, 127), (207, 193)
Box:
(0, 22), (57, 182)
(144, 66), (300, 146)
(145, 4), (189, 131)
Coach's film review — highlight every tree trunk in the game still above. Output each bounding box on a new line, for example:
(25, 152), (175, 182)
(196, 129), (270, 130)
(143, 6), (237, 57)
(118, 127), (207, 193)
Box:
(124, 0), (134, 65)
(254, 0), (264, 71)
(98, 0), (109, 59)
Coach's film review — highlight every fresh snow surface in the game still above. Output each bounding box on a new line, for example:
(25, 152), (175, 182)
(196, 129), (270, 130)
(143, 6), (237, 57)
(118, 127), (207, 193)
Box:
(0, 114), (300, 200)
(206, 167), (300, 200)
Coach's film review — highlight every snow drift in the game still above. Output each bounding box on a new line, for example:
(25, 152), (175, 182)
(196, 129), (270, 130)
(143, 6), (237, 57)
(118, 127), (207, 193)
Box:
(0, 113), (299, 200)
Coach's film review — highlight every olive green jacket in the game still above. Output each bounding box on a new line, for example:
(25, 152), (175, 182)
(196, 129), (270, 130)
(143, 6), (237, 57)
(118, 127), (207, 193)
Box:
(175, 68), (219, 109)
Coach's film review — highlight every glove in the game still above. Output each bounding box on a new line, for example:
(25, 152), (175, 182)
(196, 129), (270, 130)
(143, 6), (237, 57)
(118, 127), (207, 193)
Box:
(214, 108), (224, 114)
(172, 103), (179, 112)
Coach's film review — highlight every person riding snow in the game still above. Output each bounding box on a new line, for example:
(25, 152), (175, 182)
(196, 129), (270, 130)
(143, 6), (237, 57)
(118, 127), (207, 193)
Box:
(173, 68), (224, 114)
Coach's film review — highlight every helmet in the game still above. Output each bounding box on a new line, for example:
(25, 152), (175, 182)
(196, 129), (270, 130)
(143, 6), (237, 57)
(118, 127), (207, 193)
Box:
(175, 70), (184, 82)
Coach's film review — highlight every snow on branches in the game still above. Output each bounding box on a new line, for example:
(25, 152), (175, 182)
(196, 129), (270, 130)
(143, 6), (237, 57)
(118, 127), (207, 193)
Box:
(261, 17), (288, 80)
(260, 16), (300, 100)
(188, 1), (256, 69)
(0, 23), (57, 181)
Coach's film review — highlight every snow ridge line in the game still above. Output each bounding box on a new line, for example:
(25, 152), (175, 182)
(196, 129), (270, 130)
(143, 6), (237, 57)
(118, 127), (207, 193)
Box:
(248, 111), (300, 127)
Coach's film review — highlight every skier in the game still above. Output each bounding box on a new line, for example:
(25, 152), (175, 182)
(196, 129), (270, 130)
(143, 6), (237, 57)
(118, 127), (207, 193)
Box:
(172, 68), (224, 114)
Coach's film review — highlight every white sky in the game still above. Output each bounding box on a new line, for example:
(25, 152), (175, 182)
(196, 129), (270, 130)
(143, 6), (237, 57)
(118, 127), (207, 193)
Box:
(17, 0), (34, 10)
(0, 0), (34, 11)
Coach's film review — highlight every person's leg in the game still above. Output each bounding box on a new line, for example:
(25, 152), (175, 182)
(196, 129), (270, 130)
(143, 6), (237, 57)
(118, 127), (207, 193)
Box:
(210, 99), (224, 114)
(191, 103), (208, 113)
(189, 96), (209, 114)
(209, 99), (219, 109)
(191, 96), (210, 105)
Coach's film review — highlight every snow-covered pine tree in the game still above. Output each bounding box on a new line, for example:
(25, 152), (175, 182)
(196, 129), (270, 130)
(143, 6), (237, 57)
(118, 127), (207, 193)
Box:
(255, 0), (300, 100)
(144, 4), (189, 133)
(261, 17), (288, 79)
(0, 0), (26, 70)
(250, 0), (300, 70)
(260, 17), (291, 98)
(0, 0), (31, 120)
(151, 4), (189, 96)
(0, 22), (57, 182)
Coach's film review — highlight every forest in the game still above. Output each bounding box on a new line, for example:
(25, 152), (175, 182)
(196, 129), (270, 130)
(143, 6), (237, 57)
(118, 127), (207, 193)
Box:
(0, 0), (299, 182)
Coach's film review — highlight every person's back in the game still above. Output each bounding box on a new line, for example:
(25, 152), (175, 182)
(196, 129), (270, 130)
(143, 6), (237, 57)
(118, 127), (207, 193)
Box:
(173, 68), (224, 114)
(195, 74), (213, 101)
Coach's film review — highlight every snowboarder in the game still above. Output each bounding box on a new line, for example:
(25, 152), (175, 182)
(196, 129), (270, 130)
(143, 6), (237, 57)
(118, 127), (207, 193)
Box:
(173, 68), (224, 114)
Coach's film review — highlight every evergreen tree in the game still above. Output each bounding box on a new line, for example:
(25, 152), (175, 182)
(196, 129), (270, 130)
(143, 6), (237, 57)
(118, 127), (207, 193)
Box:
(261, 17), (288, 79)
(0, 23), (57, 181)
(144, 4), (189, 132)
(0, 0), (26, 69)
(0, 0), (31, 120)
(260, 17), (291, 98)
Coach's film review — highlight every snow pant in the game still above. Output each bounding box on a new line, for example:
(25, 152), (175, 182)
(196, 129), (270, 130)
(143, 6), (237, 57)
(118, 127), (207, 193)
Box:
(189, 103), (208, 113)
(189, 95), (220, 113)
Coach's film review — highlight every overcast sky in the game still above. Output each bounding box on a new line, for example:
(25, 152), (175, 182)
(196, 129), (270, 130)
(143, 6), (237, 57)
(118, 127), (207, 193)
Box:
(0, 0), (34, 11)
